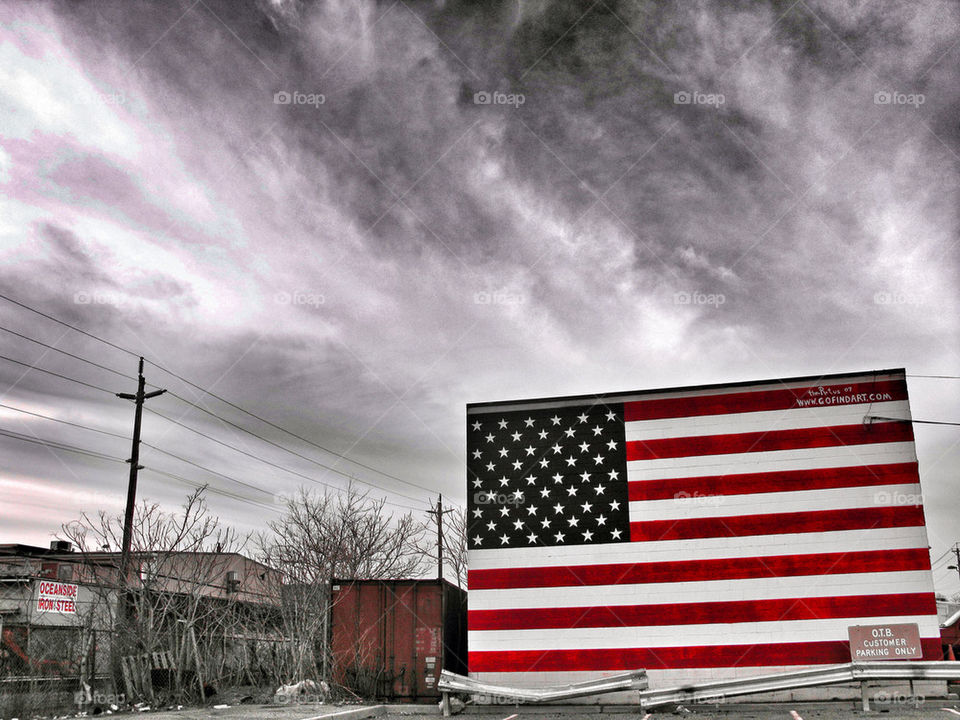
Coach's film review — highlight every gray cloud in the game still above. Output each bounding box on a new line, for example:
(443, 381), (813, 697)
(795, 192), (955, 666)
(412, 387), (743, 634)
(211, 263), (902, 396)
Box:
(0, 0), (958, 589)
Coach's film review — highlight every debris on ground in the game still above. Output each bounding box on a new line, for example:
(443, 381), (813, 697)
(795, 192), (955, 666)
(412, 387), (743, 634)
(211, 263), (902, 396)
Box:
(273, 678), (329, 704)
(438, 696), (465, 715)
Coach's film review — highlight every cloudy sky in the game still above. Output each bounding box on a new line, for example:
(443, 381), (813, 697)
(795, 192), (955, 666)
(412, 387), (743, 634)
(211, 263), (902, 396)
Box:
(0, 1), (958, 589)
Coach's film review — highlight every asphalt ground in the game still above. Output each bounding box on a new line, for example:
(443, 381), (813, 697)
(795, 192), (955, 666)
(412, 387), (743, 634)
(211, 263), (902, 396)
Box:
(126, 699), (960, 720)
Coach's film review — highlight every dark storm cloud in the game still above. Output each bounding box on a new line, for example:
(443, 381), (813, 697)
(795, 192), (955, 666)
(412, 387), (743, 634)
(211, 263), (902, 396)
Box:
(0, 0), (958, 588)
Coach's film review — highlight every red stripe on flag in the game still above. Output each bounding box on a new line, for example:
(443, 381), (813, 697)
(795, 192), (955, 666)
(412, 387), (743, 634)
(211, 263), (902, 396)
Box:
(628, 462), (918, 501)
(630, 505), (925, 542)
(467, 547), (930, 590)
(468, 637), (942, 671)
(468, 592), (936, 631)
(623, 379), (907, 421)
(626, 422), (914, 461)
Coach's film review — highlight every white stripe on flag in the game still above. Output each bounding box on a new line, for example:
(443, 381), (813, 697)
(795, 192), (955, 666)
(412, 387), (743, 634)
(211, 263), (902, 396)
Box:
(624, 401), (910, 441)
(628, 483), (921, 521)
(468, 615), (941, 651)
(468, 571), (935, 610)
(467, 526), (930, 569)
(626, 442), (917, 479)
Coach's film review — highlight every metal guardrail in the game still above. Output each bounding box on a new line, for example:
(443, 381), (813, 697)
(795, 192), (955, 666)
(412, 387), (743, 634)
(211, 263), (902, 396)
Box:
(638, 661), (960, 708)
(438, 668), (648, 703)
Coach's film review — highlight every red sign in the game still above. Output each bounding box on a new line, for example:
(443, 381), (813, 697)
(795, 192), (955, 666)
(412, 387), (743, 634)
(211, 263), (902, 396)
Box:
(848, 623), (922, 660)
(35, 581), (78, 614)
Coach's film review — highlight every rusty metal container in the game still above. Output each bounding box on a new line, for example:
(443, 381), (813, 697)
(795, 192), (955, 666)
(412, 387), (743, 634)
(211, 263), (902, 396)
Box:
(329, 579), (467, 701)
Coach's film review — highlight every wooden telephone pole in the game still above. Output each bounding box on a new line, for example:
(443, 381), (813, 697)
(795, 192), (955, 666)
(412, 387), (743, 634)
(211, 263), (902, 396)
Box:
(117, 357), (165, 579)
(949, 544), (960, 581)
(427, 495), (454, 581)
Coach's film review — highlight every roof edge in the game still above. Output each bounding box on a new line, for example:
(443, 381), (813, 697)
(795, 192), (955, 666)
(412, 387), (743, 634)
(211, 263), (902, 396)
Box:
(466, 367), (907, 410)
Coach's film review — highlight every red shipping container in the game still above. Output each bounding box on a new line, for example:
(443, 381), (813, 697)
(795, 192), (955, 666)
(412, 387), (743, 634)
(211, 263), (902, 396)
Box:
(329, 579), (467, 700)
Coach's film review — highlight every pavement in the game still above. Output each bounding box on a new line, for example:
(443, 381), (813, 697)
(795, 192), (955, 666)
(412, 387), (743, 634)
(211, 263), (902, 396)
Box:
(108, 699), (960, 720)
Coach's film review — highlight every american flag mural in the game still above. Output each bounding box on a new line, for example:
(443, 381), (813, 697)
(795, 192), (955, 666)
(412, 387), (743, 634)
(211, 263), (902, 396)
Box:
(466, 369), (939, 692)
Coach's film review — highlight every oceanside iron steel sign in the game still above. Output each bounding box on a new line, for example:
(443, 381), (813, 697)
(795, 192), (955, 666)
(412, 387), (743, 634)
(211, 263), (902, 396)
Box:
(848, 623), (922, 660)
(35, 580), (78, 614)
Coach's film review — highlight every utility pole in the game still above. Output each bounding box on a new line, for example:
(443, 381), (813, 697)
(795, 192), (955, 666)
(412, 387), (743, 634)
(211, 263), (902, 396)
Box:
(427, 495), (453, 581)
(949, 544), (960, 582)
(117, 357), (165, 580)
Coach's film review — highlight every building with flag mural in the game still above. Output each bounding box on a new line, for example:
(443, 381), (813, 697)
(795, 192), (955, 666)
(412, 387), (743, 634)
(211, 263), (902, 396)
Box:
(466, 368), (939, 700)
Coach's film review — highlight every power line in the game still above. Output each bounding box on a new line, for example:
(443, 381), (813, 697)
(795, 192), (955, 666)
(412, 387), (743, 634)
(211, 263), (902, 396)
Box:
(143, 468), (282, 515)
(0, 403), (128, 440)
(0, 423), (283, 515)
(0, 324), (135, 382)
(866, 415), (960, 427)
(0, 399), (295, 509)
(934, 546), (959, 564)
(143, 406), (422, 510)
(908, 374), (960, 380)
(0, 355), (425, 512)
(0, 292), (441, 500)
(0, 354), (116, 395)
(0, 292), (138, 359)
(147, 400), (426, 508)
(0, 426), (127, 464)
(139, 441), (276, 500)
(932, 548), (955, 567)
(159, 385), (436, 494)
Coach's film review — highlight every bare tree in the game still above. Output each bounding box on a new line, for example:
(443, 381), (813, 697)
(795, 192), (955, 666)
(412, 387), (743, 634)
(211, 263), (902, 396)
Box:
(442, 506), (468, 589)
(260, 484), (425, 581)
(417, 504), (468, 588)
(256, 484), (426, 684)
(61, 489), (270, 702)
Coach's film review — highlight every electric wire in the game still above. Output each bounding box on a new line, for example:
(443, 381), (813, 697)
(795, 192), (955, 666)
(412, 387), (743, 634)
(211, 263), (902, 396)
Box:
(0, 324), (135, 382)
(0, 351), (426, 509)
(0, 425), (283, 514)
(0, 398), (422, 514)
(0, 292), (138, 359)
(0, 354), (116, 395)
(142, 405), (424, 510)
(0, 401), (292, 506)
(144, 401), (426, 508)
(866, 415), (960, 427)
(0, 293), (441, 500)
(0, 427), (126, 464)
(0, 402), (128, 440)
